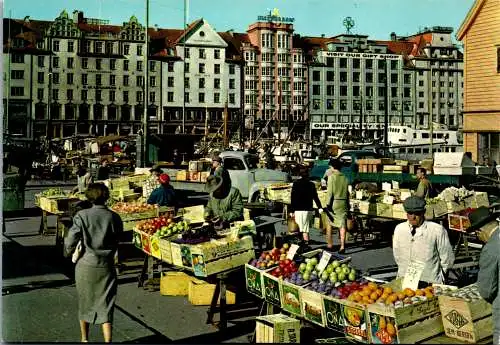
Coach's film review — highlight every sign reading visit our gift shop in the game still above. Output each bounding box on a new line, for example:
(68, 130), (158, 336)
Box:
(258, 8), (295, 23)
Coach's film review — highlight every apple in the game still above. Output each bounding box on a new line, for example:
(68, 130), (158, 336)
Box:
(329, 272), (338, 283)
(284, 259), (292, 266)
(331, 260), (340, 269)
(326, 265), (334, 274)
(335, 267), (342, 274)
(321, 271), (329, 281)
(283, 243), (290, 250)
(310, 257), (318, 266)
(338, 272), (346, 281)
(303, 272), (310, 281)
(265, 255), (271, 260)
(280, 254), (287, 260)
(280, 248), (286, 254)
(342, 266), (351, 275)
(348, 272), (356, 281)
(299, 263), (307, 272)
(341, 263), (348, 268)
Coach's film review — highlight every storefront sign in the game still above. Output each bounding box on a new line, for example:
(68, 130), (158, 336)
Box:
(311, 122), (383, 130)
(322, 51), (401, 60)
(258, 8), (295, 23)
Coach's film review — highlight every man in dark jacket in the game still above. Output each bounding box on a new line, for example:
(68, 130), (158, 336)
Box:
(204, 175), (243, 228)
(209, 155), (231, 187)
(147, 174), (176, 207)
(96, 159), (111, 181)
(477, 229), (500, 344)
(290, 167), (323, 247)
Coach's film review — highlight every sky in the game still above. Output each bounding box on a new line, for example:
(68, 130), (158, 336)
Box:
(4, 0), (473, 41)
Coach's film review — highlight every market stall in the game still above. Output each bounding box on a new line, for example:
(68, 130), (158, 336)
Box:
(244, 247), (494, 344)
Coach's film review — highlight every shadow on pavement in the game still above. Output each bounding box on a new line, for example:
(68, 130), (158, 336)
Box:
(172, 319), (255, 344)
(2, 278), (74, 296)
(115, 305), (173, 344)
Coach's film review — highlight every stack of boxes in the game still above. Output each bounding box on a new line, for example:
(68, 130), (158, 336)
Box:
(356, 159), (382, 173)
(176, 160), (211, 182)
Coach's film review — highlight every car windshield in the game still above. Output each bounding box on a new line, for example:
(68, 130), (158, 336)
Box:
(245, 155), (259, 169)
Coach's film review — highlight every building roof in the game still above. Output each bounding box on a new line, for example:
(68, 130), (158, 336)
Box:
(457, 0), (487, 40)
(375, 40), (416, 56)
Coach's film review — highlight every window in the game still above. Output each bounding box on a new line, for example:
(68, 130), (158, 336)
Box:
(149, 76), (156, 87)
(12, 54), (24, 63)
(105, 42), (113, 55)
(340, 86), (348, 96)
(67, 73), (74, 84)
(404, 74), (411, 84)
(340, 100), (347, 110)
(353, 72), (360, 83)
(95, 59), (102, 70)
(82, 74), (88, 85)
(37, 56), (44, 67)
(149, 60), (155, 71)
(198, 93), (205, 103)
(68, 41), (74, 52)
(96, 74), (102, 86)
(391, 60), (398, 69)
(96, 90), (102, 102)
(353, 59), (360, 69)
(52, 73), (60, 84)
(136, 76), (144, 87)
(326, 99), (334, 110)
(137, 91), (143, 102)
(53, 57), (59, 68)
(110, 59), (116, 70)
(199, 78), (205, 88)
(123, 91), (128, 102)
(67, 89), (73, 101)
(229, 79), (235, 89)
(365, 86), (373, 97)
(95, 41), (103, 53)
(167, 92), (174, 102)
(199, 63), (205, 73)
(52, 89), (58, 100)
(184, 62), (190, 73)
(378, 60), (385, 69)
(419, 80), (424, 87)
(168, 77), (174, 87)
(327, 71), (334, 81)
(82, 58), (88, 69)
(137, 61), (143, 71)
(214, 64), (221, 74)
(327, 85), (334, 96)
(419, 91), (424, 97)
(214, 78), (220, 89)
(214, 93), (220, 103)
(110, 75), (116, 86)
(391, 74), (398, 83)
(229, 64), (235, 74)
(11, 70), (24, 79)
(53, 40), (60, 52)
(199, 49), (206, 59)
(149, 92), (155, 103)
(224, 158), (245, 170)
(137, 45), (143, 56)
(419, 101), (424, 108)
(124, 45), (130, 55)
(229, 94), (235, 104)
(123, 75), (129, 86)
(379, 101), (385, 110)
(378, 87), (385, 97)
(391, 87), (397, 97)
(339, 58), (347, 68)
(340, 72), (347, 82)
(37, 88), (44, 99)
(67, 57), (74, 69)
(11, 87), (24, 96)
(366, 73), (373, 83)
(184, 77), (190, 89)
(214, 49), (220, 59)
(313, 71), (321, 81)
(168, 62), (174, 72)
(110, 90), (115, 102)
(353, 86), (360, 96)
(312, 85), (321, 95)
(366, 60), (373, 69)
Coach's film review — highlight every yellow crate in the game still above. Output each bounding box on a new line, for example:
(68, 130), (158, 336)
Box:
(188, 280), (236, 305)
(160, 272), (204, 296)
(176, 170), (188, 181)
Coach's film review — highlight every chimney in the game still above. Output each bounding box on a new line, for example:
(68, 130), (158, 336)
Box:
(321, 34), (325, 38)
(73, 10), (84, 23)
(390, 32), (397, 41)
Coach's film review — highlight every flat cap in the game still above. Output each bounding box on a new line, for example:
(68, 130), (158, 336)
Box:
(403, 196), (426, 213)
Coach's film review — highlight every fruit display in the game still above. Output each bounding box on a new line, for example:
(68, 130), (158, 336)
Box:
(347, 283), (435, 307)
(136, 217), (189, 237)
(249, 244), (292, 270)
(434, 284), (481, 302)
(112, 201), (155, 214)
(178, 224), (219, 244)
(437, 186), (474, 202)
(285, 258), (357, 289)
(40, 188), (66, 197)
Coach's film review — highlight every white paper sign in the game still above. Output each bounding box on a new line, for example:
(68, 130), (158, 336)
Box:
(382, 182), (392, 192)
(356, 191), (364, 200)
(286, 244), (299, 260)
(402, 260), (426, 290)
(392, 181), (400, 190)
(316, 251), (332, 274)
(383, 194), (395, 205)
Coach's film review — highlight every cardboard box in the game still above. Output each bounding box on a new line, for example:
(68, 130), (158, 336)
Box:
(176, 170), (188, 181)
(188, 160), (206, 172)
(447, 201), (465, 213)
(280, 281), (304, 317)
(200, 171), (210, 183)
(439, 287), (492, 343)
(300, 288), (326, 327)
(188, 171), (201, 182)
(357, 201), (377, 216)
(255, 314), (301, 343)
(322, 296), (345, 333)
(376, 203), (393, 218)
(245, 264), (265, 298)
(448, 214), (472, 232)
(475, 192), (489, 208)
(188, 280), (236, 305)
(160, 271), (204, 296)
(261, 269), (283, 306)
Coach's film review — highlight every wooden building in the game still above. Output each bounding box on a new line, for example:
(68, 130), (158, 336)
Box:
(457, 0), (500, 163)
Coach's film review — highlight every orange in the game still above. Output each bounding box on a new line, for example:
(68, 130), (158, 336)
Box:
(359, 290), (368, 297)
(383, 287), (393, 295)
(354, 294), (363, 303)
(362, 287), (372, 296)
(396, 292), (405, 301)
(404, 288), (415, 297)
(376, 288), (384, 297)
(381, 292), (390, 300)
(368, 282), (378, 291)
(363, 295), (371, 303)
(370, 292), (379, 300)
(415, 289), (424, 296)
(368, 299), (375, 304)
(379, 316), (387, 329)
(425, 291), (434, 299)
(386, 323), (396, 336)
(385, 298), (393, 305)
(348, 294), (356, 302)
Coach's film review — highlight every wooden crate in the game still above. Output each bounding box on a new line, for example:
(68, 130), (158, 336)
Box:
(322, 295), (345, 333)
(425, 205), (435, 220)
(280, 281), (304, 317)
(357, 201), (377, 216)
(359, 164), (368, 173)
(170, 242), (192, 268)
(438, 293), (492, 343)
(446, 201), (465, 213)
(188, 280), (236, 305)
(392, 203), (406, 220)
(448, 214), (472, 232)
(383, 165), (404, 173)
(159, 238), (173, 264)
(188, 171), (201, 182)
(255, 314), (301, 343)
(245, 264), (265, 298)
(160, 271), (204, 296)
(117, 208), (158, 222)
(431, 201), (449, 218)
(376, 203), (393, 218)
(474, 192), (489, 208)
(367, 297), (443, 344)
(200, 171), (210, 183)
(261, 268), (283, 306)
(176, 170), (188, 181)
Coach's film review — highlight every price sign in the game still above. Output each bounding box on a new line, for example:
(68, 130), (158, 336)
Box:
(383, 194), (395, 205)
(402, 260), (426, 290)
(382, 182), (392, 192)
(286, 244), (299, 260)
(392, 181), (400, 190)
(316, 251), (332, 274)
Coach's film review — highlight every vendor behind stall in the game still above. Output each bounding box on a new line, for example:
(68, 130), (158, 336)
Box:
(393, 196), (454, 285)
(203, 175), (243, 227)
(96, 159), (110, 181)
(147, 173), (176, 207)
(414, 167), (433, 199)
(73, 163), (93, 194)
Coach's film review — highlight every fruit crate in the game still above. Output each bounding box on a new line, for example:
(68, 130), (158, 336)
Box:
(280, 280), (304, 317)
(261, 268), (283, 306)
(448, 213), (472, 232)
(117, 208), (158, 222)
(39, 195), (79, 213)
(170, 242), (193, 270)
(300, 287), (326, 327)
(438, 285), (492, 343)
(367, 295), (443, 344)
(190, 235), (255, 277)
(159, 238), (173, 264)
(255, 313), (301, 343)
(245, 263), (265, 298)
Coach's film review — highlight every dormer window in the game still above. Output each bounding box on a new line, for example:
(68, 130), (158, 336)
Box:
(199, 31), (205, 37)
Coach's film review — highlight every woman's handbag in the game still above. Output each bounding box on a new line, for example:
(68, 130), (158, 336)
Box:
(71, 239), (84, 263)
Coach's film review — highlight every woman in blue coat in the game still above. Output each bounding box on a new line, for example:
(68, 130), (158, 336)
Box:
(65, 183), (123, 343)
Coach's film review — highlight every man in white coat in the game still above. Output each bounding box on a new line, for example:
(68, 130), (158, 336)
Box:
(393, 196), (454, 285)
